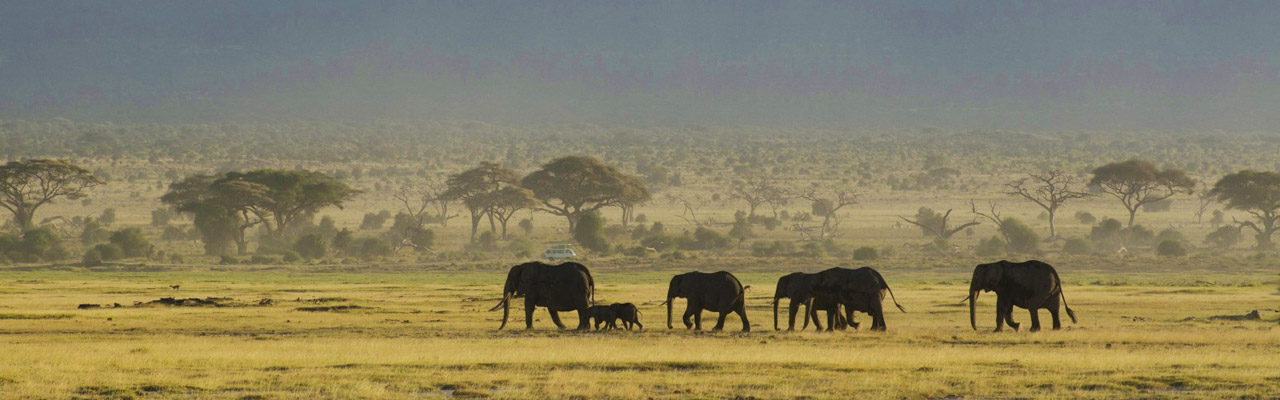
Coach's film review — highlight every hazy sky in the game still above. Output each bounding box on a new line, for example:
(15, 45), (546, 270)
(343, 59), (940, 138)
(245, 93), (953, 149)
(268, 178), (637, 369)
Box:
(2, 1), (1279, 129)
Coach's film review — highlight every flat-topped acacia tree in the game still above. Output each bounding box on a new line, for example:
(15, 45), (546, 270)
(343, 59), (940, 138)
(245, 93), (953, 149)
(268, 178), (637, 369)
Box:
(521, 156), (649, 232)
(0, 159), (103, 231)
(1089, 159), (1195, 228)
(1212, 170), (1280, 250)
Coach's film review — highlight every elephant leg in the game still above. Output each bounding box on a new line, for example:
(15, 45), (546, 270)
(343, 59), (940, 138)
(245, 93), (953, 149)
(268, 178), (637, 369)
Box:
(682, 304), (696, 330)
(1028, 308), (1042, 332)
(524, 301), (536, 330)
(788, 300), (802, 331)
(1049, 299), (1063, 330)
(693, 309), (703, 330)
(844, 306), (855, 331)
(548, 311), (567, 330)
(993, 297), (1008, 332)
(635, 319), (644, 331)
(824, 309), (836, 332)
(712, 311), (728, 331)
(594, 318), (601, 330)
(1004, 306), (1020, 332)
(808, 304), (824, 331)
(736, 301), (751, 332)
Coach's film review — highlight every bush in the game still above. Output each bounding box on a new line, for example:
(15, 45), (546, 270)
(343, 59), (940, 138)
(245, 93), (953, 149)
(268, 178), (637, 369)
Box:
(641, 234), (678, 252)
(1074, 211), (1096, 225)
(80, 219), (109, 245)
(750, 240), (795, 257)
(1062, 238), (1093, 255)
(404, 227), (434, 252)
(976, 236), (1006, 257)
(294, 234), (328, 259)
(360, 211), (391, 230)
(1204, 226), (1242, 249)
(1000, 218), (1039, 253)
(1156, 240), (1188, 257)
(518, 219), (534, 236)
(649, 222), (666, 234)
(852, 246), (879, 260)
(150, 208), (173, 227)
(109, 228), (152, 258)
(1126, 225), (1155, 247)
(573, 211), (609, 252)
(800, 242), (827, 257)
(506, 238), (536, 258)
(161, 226), (187, 241)
(92, 243), (125, 261)
(357, 237), (393, 258)
(1156, 229), (1186, 244)
(82, 247), (103, 265)
(686, 227), (730, 250)
(811, 199), (834, 217)
(99, 208), (117, 226)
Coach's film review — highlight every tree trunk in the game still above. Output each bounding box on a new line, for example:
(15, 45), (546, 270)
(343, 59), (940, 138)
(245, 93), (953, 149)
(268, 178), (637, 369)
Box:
(1047, 208), (1057, 240)
(1126, 207), (1138, 228)
(469, 211), (481, 242)
(13, 209), (33, 232)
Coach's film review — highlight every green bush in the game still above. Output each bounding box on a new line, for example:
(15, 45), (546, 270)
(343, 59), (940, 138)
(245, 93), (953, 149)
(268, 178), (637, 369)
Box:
(976, 236), (1006, 257)
(357, 237), (393, 258)
(82, 247), (103, 265)
(641, 234), (678, 252)
(852, 246), (879, 260)
(80, 218), (109, 245)
(1204, 226), (1242, 249)
(92, 243), (125, 261)
(1156, 240), (1188, 257)
(506, 238), (536, 258)
(691, 227), (730, 250)
(1156, 229), (1186, 244)
(294, 234), (327, 259)
(750, 240), (795, 257)
(109, 228), (152, 258)
(1062, 238), (1093, 255)
(573, 211), (609, 252)
(1000, 217), (1039, 253)
(800, 242), (826, 257)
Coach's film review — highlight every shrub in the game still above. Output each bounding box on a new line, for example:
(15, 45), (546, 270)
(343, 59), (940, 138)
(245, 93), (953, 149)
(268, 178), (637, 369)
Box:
(92, 243), (125, 261)
(506, 238), (536, 258)
(99, 208), (117, 226)
(1062, 238), (1093, 255)
(573, 211), (609, 252)
(357, 237), (392, 258)
(404, 228), (434, 252)
(1204, 226), (1242, 249)
(1156, 240), (1187, 257)
(294, 234), (328, 259)
(1126, 225), (1155, 246)
(800, 242), (826, 257)
(1156, 229), (1186, 244)
(1000, 218), (1039, 253)
(649, 221), (666, 234)
(161, 226), (187, 241)
(151, 208), (173, 227)
(82, 247), (103, 265)
(360, 211), (391, 230)
(518, 219), (534, 236)
(634, 214), (647, 223)
(641, 234), (678, 252)
(852, 246), (879, 260)
(80, 219), (110, 245)
(750, 240), (795, 257)
(687, 227), (730, 250)
(1074, 211), (1097, 225)
(976, 236), (1006, 257)
(109, 228), (152, 258)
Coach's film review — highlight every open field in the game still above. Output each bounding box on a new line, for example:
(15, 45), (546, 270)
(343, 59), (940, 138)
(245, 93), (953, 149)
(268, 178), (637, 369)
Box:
(1, 262), (1275, 399)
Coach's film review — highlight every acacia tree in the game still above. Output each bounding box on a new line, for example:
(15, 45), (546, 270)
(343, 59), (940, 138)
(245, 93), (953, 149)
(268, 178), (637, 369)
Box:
(521, 156), (649, 231)
(161, 174), (267, 255)
(0, 159), (103, 231)
(1193, 181), (1215, 225)
(899, 208), (979, 240)
(444, 162), (521, 241)
(1211, 170), (1280, 249)
(216, 170), (360, 240)
(1089, 159), (1196, 227)
(1004, 170), (1090, 240)
(797, 188), (858, 240)
(486, 186), (539, 239)
(728, 174), (788, 218)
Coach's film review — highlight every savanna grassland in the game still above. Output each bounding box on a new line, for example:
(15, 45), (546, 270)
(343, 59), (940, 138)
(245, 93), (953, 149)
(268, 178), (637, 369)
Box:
(0, 261), (1276, 399)
(1, 121), (1279, 399)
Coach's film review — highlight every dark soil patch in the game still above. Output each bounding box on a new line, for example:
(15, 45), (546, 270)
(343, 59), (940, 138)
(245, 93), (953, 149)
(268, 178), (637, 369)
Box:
(295, 305), (367, 312)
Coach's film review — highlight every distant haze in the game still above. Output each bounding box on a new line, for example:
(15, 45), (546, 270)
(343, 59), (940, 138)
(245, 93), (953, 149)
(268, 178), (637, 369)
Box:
(2, 1), (1279, 130)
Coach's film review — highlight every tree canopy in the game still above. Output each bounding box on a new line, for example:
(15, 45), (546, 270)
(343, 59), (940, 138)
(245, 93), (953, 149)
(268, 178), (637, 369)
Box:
(521, 156), (650, 230)
(1089, 159), (1195, 227)
(1211, 170), (1280, 249)
(0, 159), (103, 231)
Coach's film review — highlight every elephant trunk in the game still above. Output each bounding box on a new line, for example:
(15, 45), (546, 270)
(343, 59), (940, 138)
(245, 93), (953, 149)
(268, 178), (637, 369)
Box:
(968, 289), (979, 331)
(490, 292), (513, 330)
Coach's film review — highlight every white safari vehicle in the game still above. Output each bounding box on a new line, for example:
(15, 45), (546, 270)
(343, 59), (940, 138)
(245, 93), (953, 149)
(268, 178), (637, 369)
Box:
(542, 246), (577, 261)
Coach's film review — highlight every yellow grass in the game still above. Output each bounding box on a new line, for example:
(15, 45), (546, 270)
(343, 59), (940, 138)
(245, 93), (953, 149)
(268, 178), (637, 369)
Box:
(0, 266), (1276, 399)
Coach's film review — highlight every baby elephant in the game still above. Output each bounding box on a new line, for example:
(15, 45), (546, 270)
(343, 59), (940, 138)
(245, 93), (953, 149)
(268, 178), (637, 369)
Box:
(608, 303), (643, 331)
(586, 305), (619, 331)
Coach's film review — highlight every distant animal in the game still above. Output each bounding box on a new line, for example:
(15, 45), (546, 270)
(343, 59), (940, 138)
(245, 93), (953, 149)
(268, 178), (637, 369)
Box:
(585, 305), (618, 330)
(662, 271), (750, 332)
(488, 261), (595, 330)
(607, 303), (643, 330)
(810, 267), (905, 331)
(169, 285), (180, 291)
(77, 304), (100, 310)
(964, 260), (1077, 332)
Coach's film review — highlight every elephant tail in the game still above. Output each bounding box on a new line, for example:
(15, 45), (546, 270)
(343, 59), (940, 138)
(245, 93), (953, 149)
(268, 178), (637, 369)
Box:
(1050, 268), (1078, 324)
(871, 269), (906, 313)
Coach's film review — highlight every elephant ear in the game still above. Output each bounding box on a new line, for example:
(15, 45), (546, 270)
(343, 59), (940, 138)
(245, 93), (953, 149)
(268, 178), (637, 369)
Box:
(985, 262), (1006, 290)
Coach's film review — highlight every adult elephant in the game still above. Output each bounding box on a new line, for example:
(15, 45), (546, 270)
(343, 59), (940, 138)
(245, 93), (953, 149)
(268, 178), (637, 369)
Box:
(488, 261), (595, 330)
(663, 271), (750, 332)
(965, 260), (1077, 332)
(812, 267), (905, 331)
(772, 272), (847, 331)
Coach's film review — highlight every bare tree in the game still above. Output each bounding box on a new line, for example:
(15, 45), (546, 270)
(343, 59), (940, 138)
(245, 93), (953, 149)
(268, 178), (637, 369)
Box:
(899, 208), (980, 240)
(1003, 170), (1090, 240)
(798, 188), (858, 240)
(1192, 181), (1215, 225)
(422, 177), (457, 227)
(665, 193), (708, 227)
(728, 174), (789, 218)
(971, 200), (1011, 244)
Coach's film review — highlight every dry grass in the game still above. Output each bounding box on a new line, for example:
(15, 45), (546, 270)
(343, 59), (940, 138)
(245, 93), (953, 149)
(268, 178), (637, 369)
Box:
(0, 265), (1275, 399)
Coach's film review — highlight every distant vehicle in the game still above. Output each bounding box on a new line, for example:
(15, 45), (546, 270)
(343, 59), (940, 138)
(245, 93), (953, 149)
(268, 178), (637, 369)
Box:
(543, 246), (577, 261)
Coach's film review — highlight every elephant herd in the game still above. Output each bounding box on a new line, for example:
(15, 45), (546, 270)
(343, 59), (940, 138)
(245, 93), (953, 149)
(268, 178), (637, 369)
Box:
(487, 259), (1077, 333)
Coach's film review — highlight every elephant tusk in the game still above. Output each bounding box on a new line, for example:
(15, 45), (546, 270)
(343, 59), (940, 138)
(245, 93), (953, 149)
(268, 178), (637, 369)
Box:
(488, 293), (511, 312)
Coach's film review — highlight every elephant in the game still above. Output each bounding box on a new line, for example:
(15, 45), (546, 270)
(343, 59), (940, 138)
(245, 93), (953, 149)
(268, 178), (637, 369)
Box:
(662, 271), (751, 332)
(772, 272), (851, 331)
(586, 305), (618, 330)
(488, 261), (596, 330)
(965, 260), (1078, 332)
(608, 303), (643, 331)
(811, 267), (905, 331)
